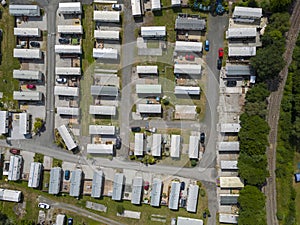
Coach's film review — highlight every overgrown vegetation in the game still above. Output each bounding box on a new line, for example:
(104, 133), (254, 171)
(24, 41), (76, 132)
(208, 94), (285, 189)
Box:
(237, 7), (292, 224)
(276, 36), (300, 224)
(33, 118), (44, 134)
(33, 153), (44, 163)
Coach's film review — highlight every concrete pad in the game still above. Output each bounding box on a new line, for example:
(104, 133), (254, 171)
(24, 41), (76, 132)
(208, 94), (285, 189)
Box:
(43, 156), (53, 170)
(22, 151), (35, 174)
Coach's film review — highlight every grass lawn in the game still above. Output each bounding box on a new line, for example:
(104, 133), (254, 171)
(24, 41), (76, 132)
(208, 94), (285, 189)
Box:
(80, 4), (94, 136)
(42, 171), (50, 192)
(52, 158), (62, 167)
(0, 6), (20, 109)
(147, 40), (160, 48)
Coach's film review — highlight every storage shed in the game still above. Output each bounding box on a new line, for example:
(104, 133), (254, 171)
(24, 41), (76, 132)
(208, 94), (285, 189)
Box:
(151, 0), (161, 10)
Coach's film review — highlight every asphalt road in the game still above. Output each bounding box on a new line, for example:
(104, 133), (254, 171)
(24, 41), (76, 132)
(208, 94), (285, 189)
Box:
(204, 13), (228, 225)
(38, 196), (124, 225)
(119, 0), (137, 158)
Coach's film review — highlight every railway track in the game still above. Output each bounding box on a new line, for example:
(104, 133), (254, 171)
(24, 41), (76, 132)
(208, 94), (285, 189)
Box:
(265, 2), (300, 225)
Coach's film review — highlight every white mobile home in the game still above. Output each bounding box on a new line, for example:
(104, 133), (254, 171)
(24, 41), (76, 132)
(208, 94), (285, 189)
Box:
(112, 173), (124, 201)
(57, 125), (77, 151)
(168, 181), (181, 210)
(150, 178), (162, 207)
(28, 162), (42, 188)
(188, 136), (199, 159)
(134, 133), (144, 156)
(226, 27), (257, 39)
(136, 84), (162, 95)
(87, 144), (114, 154)
(141, 26), (166, 38)
(174, 64), (202, 75)
(57, 25), (83, 34)
(56, 107), (80, 116)
(219, 177), (244, 189)
(131, 177), (143, 205)
(170, 135), (181, 158)
(89, 105), (116, 116)
(94, 30), (120, 40)
(13, 70), (42, 80)
(220, 161), (238, 170)
(49, 167), (62, 195)
(13, 91), (42, 101)
(89, 125), (115, 135)
(174, 86), (200, 95)
(55, 67), (81, 76)
(136, 66), (158, 75)
(131, 0), (142, 17)
(219, 123), (241, 133)
(151, 134), (162, 157)
(58, 2), (82, 14)
(14, 49), (42, 59)
(137, 104), (162, 114)
(8, 155), (23, 181)
(219, 214), (238, 224)
(218, 141), (240, 152)
(9, 5), (41, 16)
(69, 169), (82, 197)
(175, 41), (203, 53)
(19, 113), (29, 135)
(93, 11), (120, 23)
(90, 85), (118, 97)
(228, 46), (256, 57)
(186, 184), (199, 213)
(91, 171), (104, 198)
(14, 28), (41, 37)
(0, 111), (9, 134)
(0, 189), (22, 202)
(93, 48), (118, 59)
(233, 6), (262, 23)
(54, 86), (79, 97)
(55, 45), (82, 54)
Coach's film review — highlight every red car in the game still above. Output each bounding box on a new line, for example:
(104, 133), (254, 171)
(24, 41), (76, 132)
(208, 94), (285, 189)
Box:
(26, 84), (36, 89)
(185, 54), (195, 61)
(218, 48), (224, 58)
(10, 149), (20, 155)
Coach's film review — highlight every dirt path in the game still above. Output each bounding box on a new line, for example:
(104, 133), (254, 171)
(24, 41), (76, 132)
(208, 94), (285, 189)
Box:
(264, 2), (300, 225)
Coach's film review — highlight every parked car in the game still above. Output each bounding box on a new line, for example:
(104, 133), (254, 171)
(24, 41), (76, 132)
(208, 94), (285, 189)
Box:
(116, 137), (122, 149)
(38, 203), (50, 209)
(200, 132), (205, 144)
(68, 218), (73, 225)
(59, 38), (70, 44)
(185, 54), (195, 61)
(180, 181), (185, 190)
(218, 47), (224, 58)
(64, 170), (70, 180)
(171, 218), (176, 225)
(112, 4), (122, 11)
(30, 41), (40, 48)
(10, 149), (20, 155)
(26, 84), (36, 89)
(227, 80), (237, 87)
(131, 127), (141, 132)
(204, 40), (209, 51)
(217, 58), (222, 70)
(56, 78), (67, 84)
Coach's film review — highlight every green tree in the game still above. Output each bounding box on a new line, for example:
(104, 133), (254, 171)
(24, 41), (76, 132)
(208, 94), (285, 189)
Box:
(245, 83), (270, 103)
(251, 45), (285, 81)
(270, 0), (291, 12)
(116, 205), (125, 214)
(244, 101), (268, 118)
(33, 118), (44, 133)
(238, 185), (266, 225)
